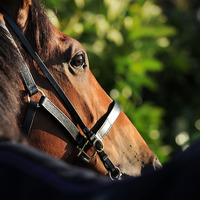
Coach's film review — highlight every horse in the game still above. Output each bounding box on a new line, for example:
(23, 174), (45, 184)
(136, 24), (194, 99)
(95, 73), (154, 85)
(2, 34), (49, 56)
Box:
(0, 0), (162, 179)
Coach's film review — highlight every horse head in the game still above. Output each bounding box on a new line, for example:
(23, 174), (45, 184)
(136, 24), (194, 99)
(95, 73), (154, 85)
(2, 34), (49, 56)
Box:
(0, 0), (161, 177)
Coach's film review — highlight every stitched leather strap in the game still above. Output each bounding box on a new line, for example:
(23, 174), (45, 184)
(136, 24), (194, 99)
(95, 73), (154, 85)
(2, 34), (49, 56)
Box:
(22, 101), (38, 135)
(39, 96), (86, 147)
(0, 9), (122, 179)
(98, 151), (122, 180)
(0, 8), (89, 135)
(38, 96), (122, 176)
(0, 19), (38, 96)
(1, 8), (120, 147)
(96, 101), (121, 140)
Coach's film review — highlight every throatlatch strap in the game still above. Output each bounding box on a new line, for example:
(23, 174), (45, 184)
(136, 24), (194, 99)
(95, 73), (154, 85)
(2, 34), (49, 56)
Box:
(0, 19), (38, 96)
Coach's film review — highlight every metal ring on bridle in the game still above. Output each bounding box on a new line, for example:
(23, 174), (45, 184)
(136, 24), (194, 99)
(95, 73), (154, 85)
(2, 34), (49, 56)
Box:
(109, 166), (122, 181)
(27, 88), (46, 103)
(93, 139), (104, 153)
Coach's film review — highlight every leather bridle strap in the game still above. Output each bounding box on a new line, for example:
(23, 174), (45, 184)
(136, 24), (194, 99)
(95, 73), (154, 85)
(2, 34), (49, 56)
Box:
(39, 96), (87, 147)
(0, 8), (122, 180)
(96, 102), (121, 140)
(22, 100), (38, 135)
(0, 9), (116, 145)
(0, 18), (88, 149)
(39, 96), (122, 173)
(0, 8), (90, 135)
(0, 20), (38, 96)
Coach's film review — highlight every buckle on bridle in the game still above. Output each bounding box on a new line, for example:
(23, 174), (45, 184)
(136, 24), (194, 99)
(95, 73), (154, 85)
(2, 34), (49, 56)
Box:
(27, 88), (45, 105)
(93, 138), (104, 153)
(77, 140), (97, 161)
(109, 166), (122, 181)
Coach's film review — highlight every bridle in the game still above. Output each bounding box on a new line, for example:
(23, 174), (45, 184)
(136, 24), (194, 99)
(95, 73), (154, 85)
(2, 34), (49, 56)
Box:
(0, 10), (122, 180)
(0, 9), (122, 180)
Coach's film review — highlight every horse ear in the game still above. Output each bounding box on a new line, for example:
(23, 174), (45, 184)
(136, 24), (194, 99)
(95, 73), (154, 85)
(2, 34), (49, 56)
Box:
(16, 0), (31, 29)
(22, 0), (31, 8)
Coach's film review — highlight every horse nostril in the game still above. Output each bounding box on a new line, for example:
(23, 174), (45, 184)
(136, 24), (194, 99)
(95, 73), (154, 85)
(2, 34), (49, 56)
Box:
(141, 156), (162, 176)
(153, 157), (162, 170)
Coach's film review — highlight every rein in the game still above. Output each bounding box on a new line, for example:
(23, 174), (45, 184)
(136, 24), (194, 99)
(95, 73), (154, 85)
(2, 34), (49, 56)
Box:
(0, 9), (122, 180)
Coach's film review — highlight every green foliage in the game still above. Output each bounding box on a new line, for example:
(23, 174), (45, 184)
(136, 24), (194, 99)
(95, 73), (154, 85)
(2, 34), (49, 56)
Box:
(43, 0), (200, 164)
(152, 0), (200, 154)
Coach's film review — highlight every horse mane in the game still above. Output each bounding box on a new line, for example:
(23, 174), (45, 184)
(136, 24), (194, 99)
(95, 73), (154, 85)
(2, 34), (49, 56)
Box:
(0, 0), (53, 143)
(0, 25), (25, 143)
(0, 0), (54, 142)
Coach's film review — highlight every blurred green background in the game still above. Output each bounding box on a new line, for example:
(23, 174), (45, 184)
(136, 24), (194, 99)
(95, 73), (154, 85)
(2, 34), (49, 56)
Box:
(43, 0), (200, 164)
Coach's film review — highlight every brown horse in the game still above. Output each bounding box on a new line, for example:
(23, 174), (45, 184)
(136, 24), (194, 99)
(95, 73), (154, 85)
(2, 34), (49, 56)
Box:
(0, 0), (161, 177)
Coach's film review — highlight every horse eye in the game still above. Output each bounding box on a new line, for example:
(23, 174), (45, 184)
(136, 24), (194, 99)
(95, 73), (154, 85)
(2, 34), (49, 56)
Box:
(71, 54), (86, 68)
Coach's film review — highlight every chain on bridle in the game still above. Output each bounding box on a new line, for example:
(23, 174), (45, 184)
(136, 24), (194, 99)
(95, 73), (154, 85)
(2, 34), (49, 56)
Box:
(0, 8), (122, 180)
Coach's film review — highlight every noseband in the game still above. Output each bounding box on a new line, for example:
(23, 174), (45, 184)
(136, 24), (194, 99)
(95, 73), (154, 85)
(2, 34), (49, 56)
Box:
(0, 9), (122, 180)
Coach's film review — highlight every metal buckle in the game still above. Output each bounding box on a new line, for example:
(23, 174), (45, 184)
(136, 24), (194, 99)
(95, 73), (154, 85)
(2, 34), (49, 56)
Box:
(93, 138), (104, 153)
(27, 88), (45, 104)
(109, 166), (122, 181)
(77, 140), (97, 161)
